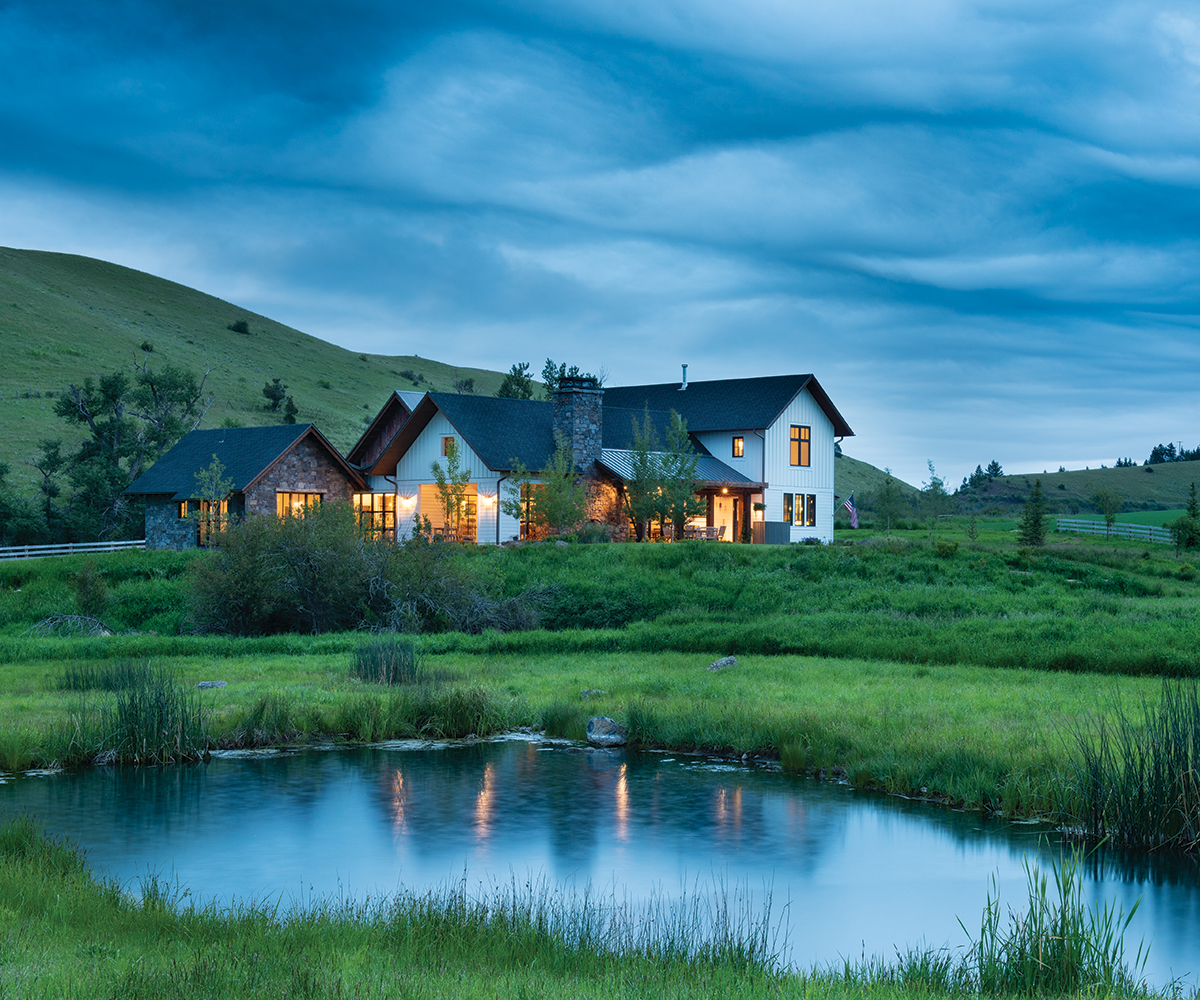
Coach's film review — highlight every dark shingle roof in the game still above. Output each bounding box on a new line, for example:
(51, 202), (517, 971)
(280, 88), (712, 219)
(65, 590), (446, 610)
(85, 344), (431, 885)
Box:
(601, 374), (854, 436)
(124, 425), (359, 499)
(426, 394), (557, 471)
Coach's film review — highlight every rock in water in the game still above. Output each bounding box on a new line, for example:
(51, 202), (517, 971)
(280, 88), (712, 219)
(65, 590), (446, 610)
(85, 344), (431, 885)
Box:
(708, 656), (737, 671)
(197, 681), (228, 689)
(586, 716), (627, 747)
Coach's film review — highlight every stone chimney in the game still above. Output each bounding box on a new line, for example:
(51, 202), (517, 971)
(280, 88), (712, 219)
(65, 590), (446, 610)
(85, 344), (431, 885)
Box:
(551, 375), (604, 471)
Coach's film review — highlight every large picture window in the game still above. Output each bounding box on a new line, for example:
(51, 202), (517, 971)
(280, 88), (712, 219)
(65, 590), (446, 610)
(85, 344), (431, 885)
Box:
(276, 492), (322, 518)
(353, 492), (396, 539)
(789, 426), (810, 467)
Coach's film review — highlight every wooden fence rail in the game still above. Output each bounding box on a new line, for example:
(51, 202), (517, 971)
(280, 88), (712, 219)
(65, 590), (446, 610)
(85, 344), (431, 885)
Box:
(1055, 518), (1173, 545)
(0, 539), (147, 561)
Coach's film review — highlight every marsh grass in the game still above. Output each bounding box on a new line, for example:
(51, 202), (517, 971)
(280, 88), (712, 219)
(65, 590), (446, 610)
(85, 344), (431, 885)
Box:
(0, 818), (1160, 999)
(59, 657), (162, 691)
(97, 663), (209, 765)
(1066, 679), (1200, 851)
(350, 635), (427, 685)
(966, 850), (1147, 996)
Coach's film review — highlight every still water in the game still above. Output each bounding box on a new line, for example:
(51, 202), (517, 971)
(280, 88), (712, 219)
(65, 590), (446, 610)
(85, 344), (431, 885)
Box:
(3, 737), (1199, 983)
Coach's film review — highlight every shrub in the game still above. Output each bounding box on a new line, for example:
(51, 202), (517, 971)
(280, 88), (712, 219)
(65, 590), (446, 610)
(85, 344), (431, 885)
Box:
(70, 560), (108, 619)
(935, 540), (959, 559)
(227, 319), (251, 335)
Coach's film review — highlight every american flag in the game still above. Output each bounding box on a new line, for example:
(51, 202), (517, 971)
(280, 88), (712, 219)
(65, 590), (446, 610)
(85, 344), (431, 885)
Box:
(841, 493), (859, 529)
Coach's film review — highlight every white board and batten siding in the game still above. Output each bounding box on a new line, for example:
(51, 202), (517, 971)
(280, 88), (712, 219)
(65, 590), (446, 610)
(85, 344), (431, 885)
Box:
(389, 412), (518, 544)
(692, 430), (764, 484)
(764, 388), (837, 543)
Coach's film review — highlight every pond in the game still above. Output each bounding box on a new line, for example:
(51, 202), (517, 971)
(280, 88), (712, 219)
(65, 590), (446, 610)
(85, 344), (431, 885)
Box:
(3, 737), (1198, 984)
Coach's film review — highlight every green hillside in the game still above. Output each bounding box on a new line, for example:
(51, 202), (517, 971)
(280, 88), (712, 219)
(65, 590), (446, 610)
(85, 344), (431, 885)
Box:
(0, 247), (510, 488)
(966, 462), (1200, 513)
(834, 453), (920, 503)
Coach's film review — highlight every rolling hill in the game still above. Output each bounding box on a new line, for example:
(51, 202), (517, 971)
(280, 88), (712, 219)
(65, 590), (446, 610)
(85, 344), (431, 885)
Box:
(0, 247), (510, 488)
(964, 462), (1199, 513)
(0, 246), (920, 507)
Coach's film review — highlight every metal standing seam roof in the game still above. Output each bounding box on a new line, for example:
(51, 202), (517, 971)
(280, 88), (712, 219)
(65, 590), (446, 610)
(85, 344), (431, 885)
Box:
(598, 449), (763, 488)
(601, 374), (854, 437)
(123, 424), (363, 500)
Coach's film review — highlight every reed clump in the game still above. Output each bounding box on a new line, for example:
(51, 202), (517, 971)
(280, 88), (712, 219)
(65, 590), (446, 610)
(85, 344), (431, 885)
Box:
(1065, 678), (1200, 852)
(50, 659), (210, 766)
(350, 635), (424, 685)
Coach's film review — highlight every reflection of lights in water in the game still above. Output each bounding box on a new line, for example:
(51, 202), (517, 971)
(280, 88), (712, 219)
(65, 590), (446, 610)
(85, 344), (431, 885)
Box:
(474, 762), (495, 842)
(615, 764), (629, 841)
(714, 786), (743, 832)
(391, 770), (407, 836)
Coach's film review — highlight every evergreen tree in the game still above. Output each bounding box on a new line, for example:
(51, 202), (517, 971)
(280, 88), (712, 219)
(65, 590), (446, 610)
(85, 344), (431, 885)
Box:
(1168, 482), (1200, 553)
(986, 459), (1003, 479)
(1017, 479), (1048, 546)
(495, 363), (535, 400)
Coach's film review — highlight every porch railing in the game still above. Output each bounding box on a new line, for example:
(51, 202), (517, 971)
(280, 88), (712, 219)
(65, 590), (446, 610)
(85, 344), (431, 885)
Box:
(0, 539), (147, 561)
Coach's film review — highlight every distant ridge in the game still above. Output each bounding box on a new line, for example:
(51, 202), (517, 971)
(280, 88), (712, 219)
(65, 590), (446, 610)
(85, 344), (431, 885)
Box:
(0, 247), (509, 486)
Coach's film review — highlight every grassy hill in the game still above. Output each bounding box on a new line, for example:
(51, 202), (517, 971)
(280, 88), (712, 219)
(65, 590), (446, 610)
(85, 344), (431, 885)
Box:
(0, 247), (510, 488)
(834, 453), (920, 503)
(965, 462), (1200, 513)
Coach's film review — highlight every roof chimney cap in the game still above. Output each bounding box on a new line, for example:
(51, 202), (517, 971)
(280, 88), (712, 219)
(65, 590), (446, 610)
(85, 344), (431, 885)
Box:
(679, 363), (688, 390)
(555, 375), (600, 392)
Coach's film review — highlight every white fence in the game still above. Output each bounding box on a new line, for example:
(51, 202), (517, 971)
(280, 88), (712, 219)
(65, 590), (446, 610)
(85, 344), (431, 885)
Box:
(0, 539), (147, 561)
(1055, 518), (1173, 545)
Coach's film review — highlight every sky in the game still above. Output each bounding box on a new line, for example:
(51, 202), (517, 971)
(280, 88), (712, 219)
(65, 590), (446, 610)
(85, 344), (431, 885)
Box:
(2, 0), (1199, 486)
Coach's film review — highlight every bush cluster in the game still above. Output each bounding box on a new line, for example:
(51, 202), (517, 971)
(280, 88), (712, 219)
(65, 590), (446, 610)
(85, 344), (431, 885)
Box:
(188, 502), (546, 636)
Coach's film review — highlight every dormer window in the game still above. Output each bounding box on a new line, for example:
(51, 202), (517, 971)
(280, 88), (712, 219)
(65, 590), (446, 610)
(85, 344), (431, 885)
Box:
(732, 436), (744, 458)
(790, 425), (810, 467)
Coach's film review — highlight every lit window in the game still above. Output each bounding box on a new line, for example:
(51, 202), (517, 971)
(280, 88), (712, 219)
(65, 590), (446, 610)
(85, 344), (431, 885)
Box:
(804, 494), (817, 527)
(178, 501), (188, 519)
(782, 493), (793, 524)
(276, 492), (322, 518)
(353, 492), (396, 539)
(790, 426), (810, 467)
(441, 436), (456, 457)
(732, 436), (744, 458)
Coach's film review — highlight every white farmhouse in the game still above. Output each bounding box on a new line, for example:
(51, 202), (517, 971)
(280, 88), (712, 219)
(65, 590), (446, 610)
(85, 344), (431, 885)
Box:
(350, 369), (853, 544)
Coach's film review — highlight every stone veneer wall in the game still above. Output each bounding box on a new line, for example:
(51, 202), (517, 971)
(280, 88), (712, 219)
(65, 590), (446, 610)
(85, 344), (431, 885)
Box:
(551, 385), (604, 469)
(243, 435), (357, 516)
(586, 476), (631, 541)
(145, 495), (196, 551)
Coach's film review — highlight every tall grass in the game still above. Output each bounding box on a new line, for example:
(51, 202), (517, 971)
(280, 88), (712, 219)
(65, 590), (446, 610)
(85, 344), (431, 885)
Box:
(0, 818), (1158, 998)
(965, 851), (1146, 996)
(96, 661), (209, 765)
(1065, 679), (1200, 851)
(350, 635), (423, 685)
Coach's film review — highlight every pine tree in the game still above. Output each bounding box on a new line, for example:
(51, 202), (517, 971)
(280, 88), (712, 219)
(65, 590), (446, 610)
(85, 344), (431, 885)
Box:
(1017, 479), (1048, 546)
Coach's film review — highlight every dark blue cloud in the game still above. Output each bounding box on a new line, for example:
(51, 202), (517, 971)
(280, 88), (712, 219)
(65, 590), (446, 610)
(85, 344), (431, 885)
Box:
(2, 0), (1199, 482)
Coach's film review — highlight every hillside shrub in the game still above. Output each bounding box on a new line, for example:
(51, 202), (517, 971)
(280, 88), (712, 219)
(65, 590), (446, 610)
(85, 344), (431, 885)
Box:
(935, 540), (959, 559)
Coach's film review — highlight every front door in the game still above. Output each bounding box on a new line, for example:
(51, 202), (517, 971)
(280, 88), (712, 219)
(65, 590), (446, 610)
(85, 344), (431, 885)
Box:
(713, 494), (736, 541)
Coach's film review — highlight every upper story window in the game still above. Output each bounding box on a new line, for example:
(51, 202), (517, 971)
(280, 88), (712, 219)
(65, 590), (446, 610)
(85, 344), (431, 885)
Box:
(732, 436), (744, 458)
(790, 425), (810, 467)
(441, 436), (456, 457)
